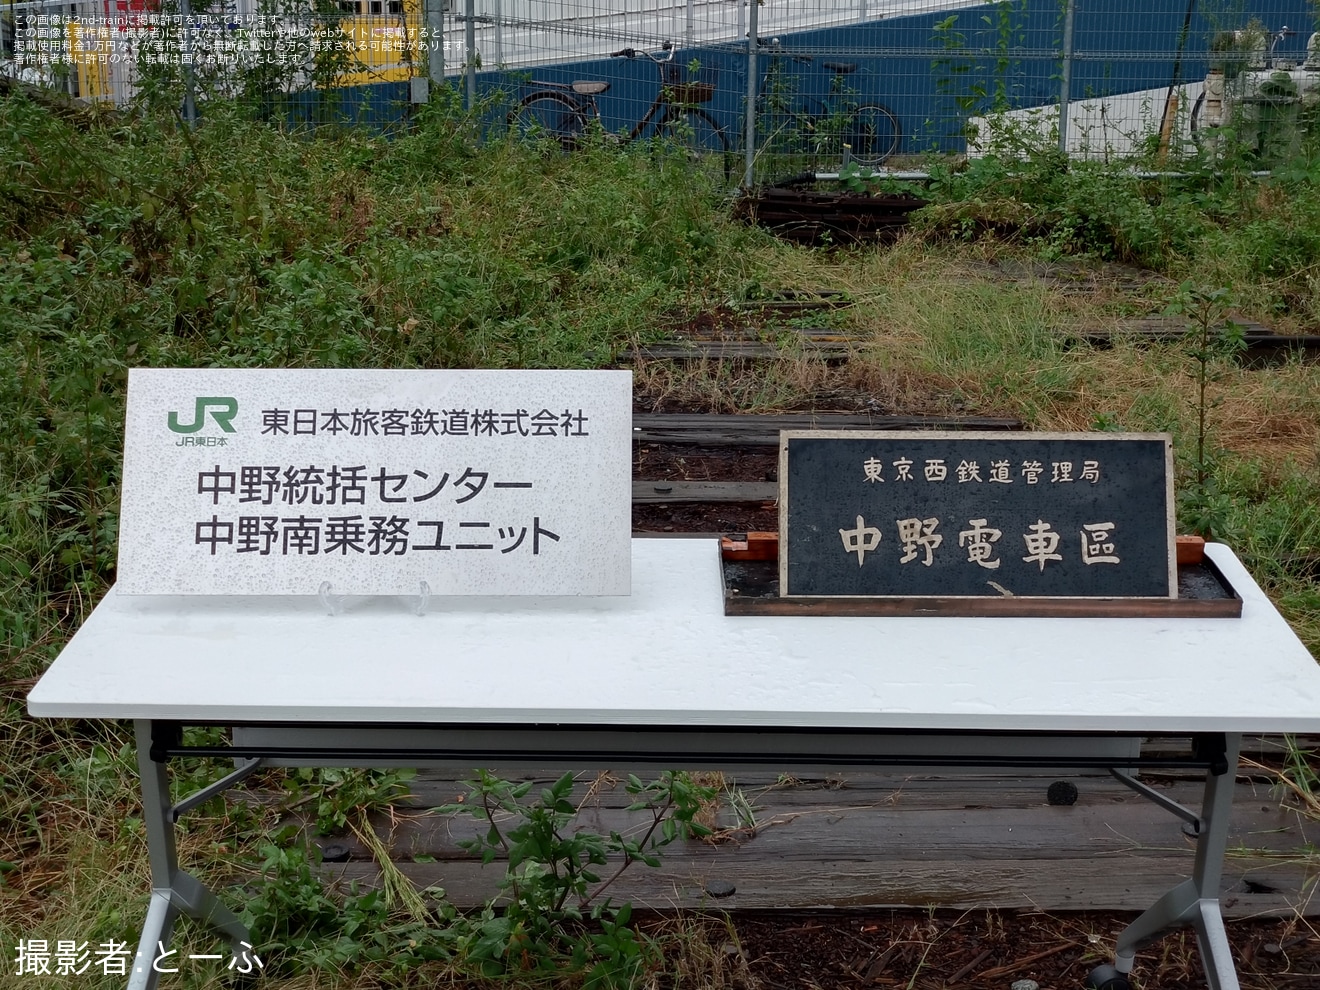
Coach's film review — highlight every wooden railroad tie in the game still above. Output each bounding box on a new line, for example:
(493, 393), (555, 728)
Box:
(624, 321), (1320, 364)
(631, 412), (1025, 446)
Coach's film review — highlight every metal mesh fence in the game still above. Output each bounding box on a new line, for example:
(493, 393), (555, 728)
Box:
(463, 0), (1320, 181)
(2, 0), (429, 114)
(733, 0), (1320, 180)
(3, 0), (1318, 177)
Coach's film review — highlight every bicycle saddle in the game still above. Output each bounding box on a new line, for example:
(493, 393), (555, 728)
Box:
(823, 61), (857, 74)
(572, 81), (611, 95)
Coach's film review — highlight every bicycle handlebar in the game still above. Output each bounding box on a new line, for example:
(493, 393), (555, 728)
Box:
(610, 42), (676, 62)
(751, 36), (812, 63)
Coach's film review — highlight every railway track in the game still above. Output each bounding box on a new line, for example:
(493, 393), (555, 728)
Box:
(631, 411), (1021, 444)
(622, 320), (1320, 363)
(621, 260), (1319, 364)
(735, 186), (927, 244)
(630, 411), (1025, 531)
(1073, 316), (1320, 358)
(624, 269), (1317, 524)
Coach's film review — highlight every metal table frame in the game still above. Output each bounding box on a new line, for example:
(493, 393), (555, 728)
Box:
(130, 718), (1243, 990)
(32, 540), (1320, 990)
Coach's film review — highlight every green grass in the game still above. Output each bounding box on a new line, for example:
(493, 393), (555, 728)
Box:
(4, 84), (1320, 988)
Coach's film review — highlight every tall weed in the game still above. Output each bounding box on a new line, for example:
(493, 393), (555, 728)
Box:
(0, 90), (775, 668)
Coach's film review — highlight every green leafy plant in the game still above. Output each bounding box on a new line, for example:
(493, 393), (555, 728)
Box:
(439, 769), (714, 984)
(930, 13), (979, 137)
(753, 49), (874, 175)
(1164, 283), (1248, 537)
(285, 767), (417, 835)
(1089, 411), (1124, 432)
(807, 70), (865, 163)
(756, 49), (802, 164)
(929, 0), (1024, 146)
(237, 842), (456, 973)
(837, 160), (878, 193)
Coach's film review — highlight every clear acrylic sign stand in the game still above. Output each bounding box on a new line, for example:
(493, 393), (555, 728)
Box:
(317, 580), (433, 617)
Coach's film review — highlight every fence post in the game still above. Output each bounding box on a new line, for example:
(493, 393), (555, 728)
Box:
(465, 0), (476, 110)
(179, 0), (196, 126)
(743, 0), (759, 189)
(1058, 0), (1077, 155)
(427, 0), (445, 91)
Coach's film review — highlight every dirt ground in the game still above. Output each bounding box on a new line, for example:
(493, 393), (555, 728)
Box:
(723, 910), (1320, 989)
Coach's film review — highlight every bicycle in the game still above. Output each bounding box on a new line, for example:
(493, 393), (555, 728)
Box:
(756, 37), (901, 168)
(507, 42), (730, 176)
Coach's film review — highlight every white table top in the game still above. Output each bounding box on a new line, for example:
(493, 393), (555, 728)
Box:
(26, 540), (1320, 734)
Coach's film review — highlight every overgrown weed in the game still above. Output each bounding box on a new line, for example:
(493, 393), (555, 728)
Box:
(5, 81), (1320, 989)
(906, 108), (1320, 329)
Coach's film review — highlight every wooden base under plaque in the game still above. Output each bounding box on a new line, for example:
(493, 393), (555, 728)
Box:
(720, 534), (1243, 619)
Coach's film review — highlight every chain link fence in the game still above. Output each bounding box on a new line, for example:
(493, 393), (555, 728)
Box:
(4, 0), (1318, 177)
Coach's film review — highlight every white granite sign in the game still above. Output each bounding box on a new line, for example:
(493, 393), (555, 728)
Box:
(117, 369), (632, 596)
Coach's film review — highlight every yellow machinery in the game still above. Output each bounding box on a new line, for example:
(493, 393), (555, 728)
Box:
(38, 0), (423, 102)
(329, 0), (423, 87)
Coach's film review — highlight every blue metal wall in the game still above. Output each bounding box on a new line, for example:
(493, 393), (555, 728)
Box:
(313, 1), (1318, 150)
(283, 83), (414, 130)
(468, 0), (1318, 153)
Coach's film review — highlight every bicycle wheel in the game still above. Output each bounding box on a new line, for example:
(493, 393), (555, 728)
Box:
(508, 92), (588, 151)
(845, 104), (902, 166)
(658, 108), (732, 180)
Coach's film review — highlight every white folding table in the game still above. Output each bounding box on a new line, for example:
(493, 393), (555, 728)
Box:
(28, 539), (1320, 990)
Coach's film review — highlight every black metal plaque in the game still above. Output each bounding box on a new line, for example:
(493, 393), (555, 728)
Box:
(780, 432), (1175, 599)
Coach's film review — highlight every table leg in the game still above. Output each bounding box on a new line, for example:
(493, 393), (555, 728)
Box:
(129, 721), (252, 990)
(1112, 733), (1241, 990)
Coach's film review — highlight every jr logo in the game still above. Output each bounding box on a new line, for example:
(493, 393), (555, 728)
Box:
(167, 397), (238, 434)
